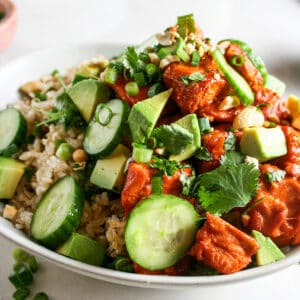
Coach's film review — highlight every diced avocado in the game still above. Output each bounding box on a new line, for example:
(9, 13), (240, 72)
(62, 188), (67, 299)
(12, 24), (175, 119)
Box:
(90, 144), (131, 191)
(57, 232), (106, 266)
(73, 65), (101, 84)
(252, 230), (285, 266)
(128, 89), (172, 144)
(240, 127), (287, 162)
(68, 79), (110, 122)
(169, 113), (201, 161)
(0, 157), (26, 199)
(264, 74), (286, 97)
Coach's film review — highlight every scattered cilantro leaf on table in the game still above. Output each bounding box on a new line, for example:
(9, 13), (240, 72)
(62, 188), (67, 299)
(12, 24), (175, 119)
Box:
(152, 124), (194, 155)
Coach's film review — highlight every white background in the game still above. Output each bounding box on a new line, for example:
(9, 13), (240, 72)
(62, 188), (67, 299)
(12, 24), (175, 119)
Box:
(1, 0), (300, 299)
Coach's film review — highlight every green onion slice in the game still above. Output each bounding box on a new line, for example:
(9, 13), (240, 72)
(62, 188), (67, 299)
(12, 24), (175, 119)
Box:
(230, 55), (245, 67)
(125, 82), (139, 96)
(95, 103), (114, 126)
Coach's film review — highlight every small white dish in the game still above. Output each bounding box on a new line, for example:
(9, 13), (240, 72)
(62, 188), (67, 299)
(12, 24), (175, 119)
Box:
(0, 44), (300, 289)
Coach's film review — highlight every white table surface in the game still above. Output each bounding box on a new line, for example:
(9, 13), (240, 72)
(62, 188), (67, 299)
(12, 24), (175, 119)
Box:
(1, 0), (300, 299)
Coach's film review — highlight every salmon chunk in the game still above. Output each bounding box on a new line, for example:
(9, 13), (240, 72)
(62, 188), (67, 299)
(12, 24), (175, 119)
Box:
(190, 212), (259, 274)
(163, 55), (228, 119)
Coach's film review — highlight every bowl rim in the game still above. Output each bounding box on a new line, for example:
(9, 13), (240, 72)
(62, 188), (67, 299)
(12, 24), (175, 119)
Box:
(0, 43), (299, 289)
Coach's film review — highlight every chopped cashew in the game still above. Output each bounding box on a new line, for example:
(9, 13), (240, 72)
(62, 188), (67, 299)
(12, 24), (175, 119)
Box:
(233, 106), (265, 130)
(3, 205), (17, 220)
(219, 96), (240, 111)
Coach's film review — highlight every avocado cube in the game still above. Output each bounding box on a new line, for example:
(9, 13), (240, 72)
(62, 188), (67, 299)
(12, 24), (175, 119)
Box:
(169, 113), (201, 161)
(90, 144), (131, 191)
(240, 127), (287, 162)
(68, 79), (110, 122)
(128, 89), (172, 144)
(57, 232), (106, 266)
(0, 157), (26, 199)
(252, 230), (285, 266)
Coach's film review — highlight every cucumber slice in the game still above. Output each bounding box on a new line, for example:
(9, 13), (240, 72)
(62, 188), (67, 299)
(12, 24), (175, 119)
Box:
(57, 232), (106, 266)
(220, 39), (268, 84)
(212, 49), (254, 106)
(0, 108), (27, 156)
(31, 176), (84, 249)
(125, 194), (199, 270)
(83, 99), (129, 157)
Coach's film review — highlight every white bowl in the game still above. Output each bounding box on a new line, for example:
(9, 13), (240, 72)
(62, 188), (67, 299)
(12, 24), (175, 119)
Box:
(1, 44), (300, 289)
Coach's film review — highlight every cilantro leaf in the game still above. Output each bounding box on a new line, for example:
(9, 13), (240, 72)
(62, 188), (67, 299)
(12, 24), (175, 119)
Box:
(180, 72), (206, 85)
(265, 170), (286, 183)
(180, 171), (196, 196)
(224, 131), (237, 151)
(152, 124), (194, 155)
(123, 46), (142, 77)
(198, 162), (260, 215)
(194, 146), (212, 161)
(220, 151), (244, 166)
(149, 156), (184, 176)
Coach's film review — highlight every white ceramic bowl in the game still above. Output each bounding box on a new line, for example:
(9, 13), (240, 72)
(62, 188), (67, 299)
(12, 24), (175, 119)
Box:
(1, 44), (300, 289)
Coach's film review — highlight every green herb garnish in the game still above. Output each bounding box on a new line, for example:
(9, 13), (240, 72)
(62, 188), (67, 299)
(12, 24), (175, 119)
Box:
(194, 146), (212, 161)
(180, 72), (206, 85)
(196, 151), (260, 215)
(265, 170), (286, 183)
(152, 124), (194, 155)
(149, 156), (184, 176)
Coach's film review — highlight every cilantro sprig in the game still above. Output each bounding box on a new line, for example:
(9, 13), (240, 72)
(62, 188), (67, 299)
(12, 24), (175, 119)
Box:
(152, 124), (194, 155)
(149, 156), (184, 176)
(196, 151), (260, 215)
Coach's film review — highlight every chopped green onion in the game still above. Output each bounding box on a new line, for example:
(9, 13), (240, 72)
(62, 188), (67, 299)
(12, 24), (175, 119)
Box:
(151, 176), (163, 194)
(191, 51), (200, 66)
(174, 37), (190, 62)
(55, 143), (74, 161)
(198, 117), (212, 134)
(132, 143), (153, 163)
(230, 55), (245, 67)
(16, 265), (34, 286)
(157, 47), (171, 59)
(113, 256), (134, 273)
(146, 63), (160, 78)
(9, 273), (24, 289)
(105, 66), (118, 84)
(125, 82), (139, 96)
(28, 256), (38, 273)
(13, 287), (30, 300)
(147, 83), (163, 98)
(13, 248), (29, 263)
(13, 263), (25, 273)
(95, 103), (113, 126)
(133, 72), (147, 87)
(34, 292), (49, 300)
(0, 11), (5, 21)
(177, 14), (196, 38)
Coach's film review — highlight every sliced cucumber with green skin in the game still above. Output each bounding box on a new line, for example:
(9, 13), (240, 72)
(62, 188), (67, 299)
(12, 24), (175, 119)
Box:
(83, 99), (129, 157)
(212, 49), (254, 106)
(31, 176), (84, 249)
(0, 108), (27, 156)
(125, 194), (199, 270)
(219, 39), (268, 84)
